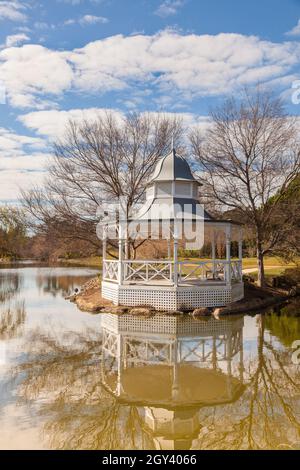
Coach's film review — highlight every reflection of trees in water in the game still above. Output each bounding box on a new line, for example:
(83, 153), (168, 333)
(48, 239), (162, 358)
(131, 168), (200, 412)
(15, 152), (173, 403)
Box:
(0, 301), (26, 340)
(194, 315), (300, 450)
(0, 273), (21, 303)
(35, 274), (95, 298)
(11, 315), (300, 450)
(265, 309), (300, 347)
(14, 328), (155, 450)
(0, 272), (25, 339)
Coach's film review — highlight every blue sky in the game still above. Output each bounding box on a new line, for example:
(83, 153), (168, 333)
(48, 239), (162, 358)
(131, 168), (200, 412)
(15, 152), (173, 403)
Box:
(1, 0), (300, 202)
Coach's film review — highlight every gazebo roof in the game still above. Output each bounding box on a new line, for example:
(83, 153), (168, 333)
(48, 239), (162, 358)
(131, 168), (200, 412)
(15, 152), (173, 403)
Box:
(100, 148), (243, 228)
(132, 197), (213, 222)
(149, 148), (199, 184)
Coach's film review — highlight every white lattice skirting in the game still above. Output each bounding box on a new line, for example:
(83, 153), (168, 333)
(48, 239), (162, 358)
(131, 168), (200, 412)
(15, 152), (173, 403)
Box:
(102, 281), (244, 311)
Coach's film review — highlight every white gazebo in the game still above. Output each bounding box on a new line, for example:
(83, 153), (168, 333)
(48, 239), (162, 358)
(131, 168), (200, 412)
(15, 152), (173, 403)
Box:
(101, 148), (244, 311)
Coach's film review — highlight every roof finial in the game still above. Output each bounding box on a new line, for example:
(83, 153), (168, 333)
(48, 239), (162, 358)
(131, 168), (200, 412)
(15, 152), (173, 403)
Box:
(171, 134), (174, 152)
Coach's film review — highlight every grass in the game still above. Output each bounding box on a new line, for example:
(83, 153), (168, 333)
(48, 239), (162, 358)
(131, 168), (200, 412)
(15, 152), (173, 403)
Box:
(59, 256), (102, 267)
(242, 257), (297, 269)
(248, 266), (300, 282)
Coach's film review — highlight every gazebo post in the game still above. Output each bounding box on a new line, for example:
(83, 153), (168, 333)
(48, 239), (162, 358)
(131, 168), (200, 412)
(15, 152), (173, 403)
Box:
(173, 225), (179, 287)
(238, 227), (243, 275)
(225, 224), (231, 286)
(211, 230), (216, 279)
(118, 224), (124, 285)
(167, 238), (171, 259)
(102, 228), (107, 279)
(124, 226), (129, 279)
(125, 234), (129, 260)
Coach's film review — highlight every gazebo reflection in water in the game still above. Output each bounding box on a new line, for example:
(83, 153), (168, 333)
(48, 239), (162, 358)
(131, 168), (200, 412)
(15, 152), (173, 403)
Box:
(100, 313), (245, 450)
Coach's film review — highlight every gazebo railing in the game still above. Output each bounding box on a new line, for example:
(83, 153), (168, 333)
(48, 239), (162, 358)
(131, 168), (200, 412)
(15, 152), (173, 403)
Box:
(230, 260), (243, 282)
(123, 260), (173, 283)
(178, 260), (226, 282)
(103, 259), (119, 282)
(102, 259), (243, 284)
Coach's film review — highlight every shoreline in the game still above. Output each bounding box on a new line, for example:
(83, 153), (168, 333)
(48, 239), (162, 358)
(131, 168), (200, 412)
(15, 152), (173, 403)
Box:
(68, 276), (299, 317)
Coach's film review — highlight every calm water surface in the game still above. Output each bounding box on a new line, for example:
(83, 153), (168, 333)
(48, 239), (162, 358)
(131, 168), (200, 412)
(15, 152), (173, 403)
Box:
(0, 265), (299, 450)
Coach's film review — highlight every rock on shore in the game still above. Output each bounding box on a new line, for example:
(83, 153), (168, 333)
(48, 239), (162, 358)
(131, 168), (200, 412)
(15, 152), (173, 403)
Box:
(71, 277), (113, 313)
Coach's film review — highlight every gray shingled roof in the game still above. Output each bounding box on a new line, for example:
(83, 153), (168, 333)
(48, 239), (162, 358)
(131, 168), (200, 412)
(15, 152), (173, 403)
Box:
(149, 149), (198, 183)
(131, 197), (213, 221)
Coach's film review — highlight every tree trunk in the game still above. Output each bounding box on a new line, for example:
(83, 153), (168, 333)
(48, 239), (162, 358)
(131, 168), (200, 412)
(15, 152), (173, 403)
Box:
(256, 238), (265, 287)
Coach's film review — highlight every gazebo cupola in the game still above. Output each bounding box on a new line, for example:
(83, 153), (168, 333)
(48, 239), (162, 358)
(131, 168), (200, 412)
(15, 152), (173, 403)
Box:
(146, 148), (200, 201)
(101, 148), (244, 312)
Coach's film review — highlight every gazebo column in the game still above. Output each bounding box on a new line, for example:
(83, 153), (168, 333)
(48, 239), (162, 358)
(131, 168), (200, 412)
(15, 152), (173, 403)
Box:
(124, 230), (129, 278)
(173, 232), (178, 286)
(211, 231), (216, 279)
(102, 230), (107, 279)
(125, 237), (129, 260)
(225, 225), (231, 286)
(238, 227), (243, 281)
(118, 224), (124, 285)
(167, 238), (171, 259)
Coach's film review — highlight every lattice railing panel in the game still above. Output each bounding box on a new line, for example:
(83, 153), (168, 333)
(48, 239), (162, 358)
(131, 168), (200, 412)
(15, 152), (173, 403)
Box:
(178, 260), (233, 283)
(103, 260), (119, 281)
(123, 260), (173, 283)
(230, 260), (243, 282)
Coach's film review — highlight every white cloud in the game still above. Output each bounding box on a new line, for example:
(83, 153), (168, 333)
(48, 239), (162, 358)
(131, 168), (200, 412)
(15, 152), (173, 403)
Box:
(0, 127), (46, 154)
(0, 109), (210, 203)
(0, 1), (27, 22)
(34, 22), (56, 30)
(1, 31), (300, 109)
(19, 107), (211, 142)
(68, 32), (300, 98)
(64, 14), (109, 26)
(155, 0), (185, 18)
(5, 33), (29, 48)
(285, 19), (300, 37)
(0, 44), (73, 108)
(0, 127), (49, 201)
(64, 18), (76, 25)
(18, 108), (124, 139)
(79, 14), (109, 25)
(0, 165), (49, 202)
(0, 153), (49, 171)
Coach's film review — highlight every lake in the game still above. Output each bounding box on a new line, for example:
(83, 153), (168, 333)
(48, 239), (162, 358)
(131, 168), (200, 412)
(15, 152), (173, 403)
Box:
(0, 265), (299, 450)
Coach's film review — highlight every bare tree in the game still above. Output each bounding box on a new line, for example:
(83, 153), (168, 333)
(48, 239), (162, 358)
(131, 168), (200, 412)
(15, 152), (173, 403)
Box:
(191, 88), (300, 286)
(269, 176), (300, 261)
(22, 112), (183, 258)
(0, 206), (27, 260)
